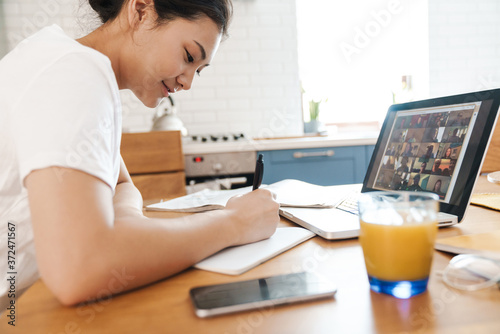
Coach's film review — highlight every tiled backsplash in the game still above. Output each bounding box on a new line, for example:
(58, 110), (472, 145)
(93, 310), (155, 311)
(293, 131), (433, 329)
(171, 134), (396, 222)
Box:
(2, 0), (303, 138)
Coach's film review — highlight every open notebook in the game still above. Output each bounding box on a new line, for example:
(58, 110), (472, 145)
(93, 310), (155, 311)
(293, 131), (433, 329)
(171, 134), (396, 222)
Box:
(146, 179), (335, 212)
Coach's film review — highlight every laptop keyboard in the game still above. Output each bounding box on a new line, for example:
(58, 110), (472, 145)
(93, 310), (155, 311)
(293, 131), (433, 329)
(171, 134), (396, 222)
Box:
(336, 193), (360, 215)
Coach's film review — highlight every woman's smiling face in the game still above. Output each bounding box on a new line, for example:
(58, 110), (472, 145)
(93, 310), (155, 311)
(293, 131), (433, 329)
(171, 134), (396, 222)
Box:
(122, 15), (222, 107)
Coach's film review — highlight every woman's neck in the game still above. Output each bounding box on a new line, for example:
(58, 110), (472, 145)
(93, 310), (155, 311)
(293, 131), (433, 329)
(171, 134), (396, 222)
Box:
(76, 22), (126, 88)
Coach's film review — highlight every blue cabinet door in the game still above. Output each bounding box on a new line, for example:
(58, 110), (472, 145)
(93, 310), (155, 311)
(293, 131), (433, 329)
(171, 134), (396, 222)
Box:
(259, 145), (371, 186)
(365, 144), (376, 166)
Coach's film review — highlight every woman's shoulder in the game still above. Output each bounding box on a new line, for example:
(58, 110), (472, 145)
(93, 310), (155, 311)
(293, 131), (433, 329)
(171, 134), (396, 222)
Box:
(2, 25), (113, 83)
(1, 25), (118, 106)
(1, 26), (120, 120)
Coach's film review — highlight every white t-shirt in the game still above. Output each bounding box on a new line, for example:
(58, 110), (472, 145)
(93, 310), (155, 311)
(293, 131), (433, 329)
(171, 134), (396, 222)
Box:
(0, 25), (122, 311)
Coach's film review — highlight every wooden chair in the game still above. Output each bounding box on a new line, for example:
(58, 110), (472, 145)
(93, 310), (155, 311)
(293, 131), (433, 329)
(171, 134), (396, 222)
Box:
(121, 131), (186, 202)
(482, 124), (500, 173)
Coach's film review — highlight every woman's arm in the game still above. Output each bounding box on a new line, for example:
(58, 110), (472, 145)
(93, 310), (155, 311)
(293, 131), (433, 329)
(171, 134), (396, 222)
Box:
(26, 166), (279, 306)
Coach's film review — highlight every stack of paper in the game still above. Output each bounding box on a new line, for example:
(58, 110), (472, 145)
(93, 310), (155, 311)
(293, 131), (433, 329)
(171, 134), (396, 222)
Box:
(146, 179), (335, 212)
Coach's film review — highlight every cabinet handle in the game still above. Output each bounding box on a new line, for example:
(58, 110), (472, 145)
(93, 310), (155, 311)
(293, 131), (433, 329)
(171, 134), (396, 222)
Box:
(293, 150), (335, 159)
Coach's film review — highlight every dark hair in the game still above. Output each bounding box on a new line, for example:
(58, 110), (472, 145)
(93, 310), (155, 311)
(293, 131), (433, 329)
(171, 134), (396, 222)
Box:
(88, 0), (233, 37)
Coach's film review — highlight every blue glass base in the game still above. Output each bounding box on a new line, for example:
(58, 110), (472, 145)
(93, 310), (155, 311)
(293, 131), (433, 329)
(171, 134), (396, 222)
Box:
(368, 276), (429, 299)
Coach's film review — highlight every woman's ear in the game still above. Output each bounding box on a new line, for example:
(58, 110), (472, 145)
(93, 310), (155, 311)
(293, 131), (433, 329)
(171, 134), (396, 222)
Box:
(126, 0), (155, 28)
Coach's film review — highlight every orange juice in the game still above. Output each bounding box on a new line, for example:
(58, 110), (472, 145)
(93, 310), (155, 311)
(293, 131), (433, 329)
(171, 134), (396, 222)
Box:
(359, 219), (437, 281)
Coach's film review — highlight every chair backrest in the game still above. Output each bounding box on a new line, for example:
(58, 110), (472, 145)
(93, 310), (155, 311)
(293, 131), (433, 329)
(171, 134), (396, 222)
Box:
(482, 124), (500, 173)
(121, 131), (186, 202)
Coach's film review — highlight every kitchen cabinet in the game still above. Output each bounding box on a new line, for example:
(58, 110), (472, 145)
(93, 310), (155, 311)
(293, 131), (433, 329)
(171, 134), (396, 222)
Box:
(121, 130), (186, 202)
(258, 145), (375, 186)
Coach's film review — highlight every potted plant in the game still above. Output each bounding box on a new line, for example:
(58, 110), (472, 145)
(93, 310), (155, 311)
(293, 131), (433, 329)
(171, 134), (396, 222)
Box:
(304, 99), (325, 133)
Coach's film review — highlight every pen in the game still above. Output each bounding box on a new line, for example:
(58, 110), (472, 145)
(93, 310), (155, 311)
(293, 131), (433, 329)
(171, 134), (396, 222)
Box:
(252, 154), (264, 190)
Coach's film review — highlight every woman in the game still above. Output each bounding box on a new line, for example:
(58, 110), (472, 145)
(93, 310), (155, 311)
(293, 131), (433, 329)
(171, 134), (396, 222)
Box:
(402, 143), (413, 157)
(442, 147), (452, 159)
(0, 0), (279, 308)
(432, 179), (444, 197)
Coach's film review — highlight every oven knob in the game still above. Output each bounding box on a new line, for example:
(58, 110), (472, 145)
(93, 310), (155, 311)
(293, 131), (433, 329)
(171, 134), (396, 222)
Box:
(201, 136), (207, 142)
(233, 133), (244, 140)
(213, 163), (223, 172)
(211, 135), (218, 142)
(222, 135), (229, 141)
(191, 135), (198, 141)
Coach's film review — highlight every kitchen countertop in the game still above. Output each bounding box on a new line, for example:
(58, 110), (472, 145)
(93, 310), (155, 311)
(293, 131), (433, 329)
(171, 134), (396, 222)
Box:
(182, 131), (379, 155)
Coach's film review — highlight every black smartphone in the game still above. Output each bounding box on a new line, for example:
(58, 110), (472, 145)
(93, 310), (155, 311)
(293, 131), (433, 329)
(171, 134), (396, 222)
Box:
(190, 272), (337, 317)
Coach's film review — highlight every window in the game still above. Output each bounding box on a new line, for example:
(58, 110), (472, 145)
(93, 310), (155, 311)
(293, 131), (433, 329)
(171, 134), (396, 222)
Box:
(296, 0), (428, 126)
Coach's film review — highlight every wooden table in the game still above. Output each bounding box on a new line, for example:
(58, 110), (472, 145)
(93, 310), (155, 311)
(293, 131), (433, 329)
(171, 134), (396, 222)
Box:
(2, 177), (500, 333)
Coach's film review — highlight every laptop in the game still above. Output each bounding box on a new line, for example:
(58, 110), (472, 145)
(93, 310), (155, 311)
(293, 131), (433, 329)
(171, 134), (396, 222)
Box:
(280, 88), (500, 240)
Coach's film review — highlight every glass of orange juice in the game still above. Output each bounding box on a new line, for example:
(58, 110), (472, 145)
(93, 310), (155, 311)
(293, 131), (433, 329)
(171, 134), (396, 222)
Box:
(358, 191), (439, 298)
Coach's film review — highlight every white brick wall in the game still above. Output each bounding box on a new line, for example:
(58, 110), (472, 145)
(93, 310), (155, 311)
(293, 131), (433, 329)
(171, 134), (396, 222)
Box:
(1, 0), (303, 138)
(4, 0), (499, 135)
(428, 0), (500, 97)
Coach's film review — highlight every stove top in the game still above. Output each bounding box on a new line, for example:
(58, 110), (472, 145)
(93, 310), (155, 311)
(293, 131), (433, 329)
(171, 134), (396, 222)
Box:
(183, 133), (248, 144)
(188, 133), (247, 143)
(182, 133), (255, 155)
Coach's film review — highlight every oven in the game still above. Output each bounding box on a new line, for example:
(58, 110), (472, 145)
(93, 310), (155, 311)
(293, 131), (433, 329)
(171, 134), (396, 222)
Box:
(182, 134), (257, 193)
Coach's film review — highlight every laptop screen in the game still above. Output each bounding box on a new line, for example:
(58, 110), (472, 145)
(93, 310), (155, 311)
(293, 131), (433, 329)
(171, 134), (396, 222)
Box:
(372, 102), (480, 202)
(362, 89), (500, 221)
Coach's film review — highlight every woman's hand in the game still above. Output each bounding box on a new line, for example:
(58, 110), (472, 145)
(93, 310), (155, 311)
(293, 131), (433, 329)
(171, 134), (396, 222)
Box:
(224, 189), (280, 246)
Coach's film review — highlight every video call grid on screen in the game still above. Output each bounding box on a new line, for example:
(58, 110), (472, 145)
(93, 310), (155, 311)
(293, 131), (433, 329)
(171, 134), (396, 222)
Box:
(371, 101), (481, 203)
